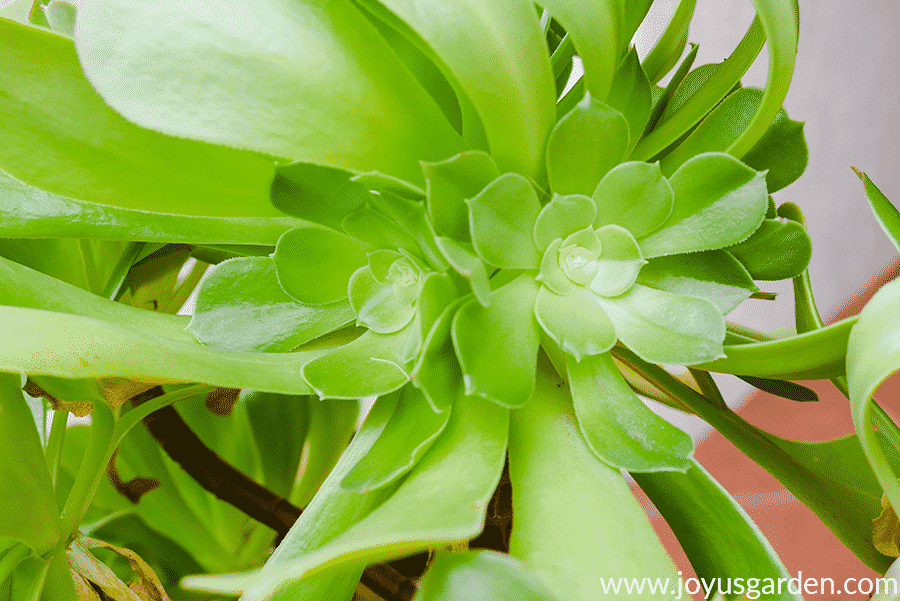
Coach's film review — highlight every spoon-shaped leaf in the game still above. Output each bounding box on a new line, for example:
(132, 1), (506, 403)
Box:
(568, 353), (693, 472)
(534, 286), (616, 361)
(636, 250), (757, 314)
(189, 257), (354, 352)
(242, 394), (508, 601)
(638, 153), (767, 258)
(589, 225), (646, 297)
(592, 161), (674, 239)
(508, 361), (680, 600)
(453, 275), (541, 408)
(368, 0), (555, 179)
(533, 194), (597, 253)
(596, 284), (726, 365)
(546, 94), (629, 196)
(727, 218), (812, 281)
(0, 19), (281, 219)
(424, 151), (500, 240)
(274, 226), (369, 305)
(467, 174), (542, 269)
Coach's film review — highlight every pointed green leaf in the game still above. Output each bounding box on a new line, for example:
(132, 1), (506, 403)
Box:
(508, 362), (679, 600)
(190, 257), (354, 352)
(736, 375), (819, 402)
(0, 374), (59, 555)
(435, 237), (492, 307)
(597, 284), (726, 365)
(424, 151), (500, 240)
(75, 0), (463, 184)
(341, 386), (449, 493)
(727, 218), (812, 280)
(537, 0), (620, 101)
(640, 0), (697, 85)
(467, 174), (541, 269)
(416, 550), (556, 601)
(370, 0), (555, 179)
(348, 266), (417, 334)
(634, 461), (802, 601)
(638, 153), (768, 258)
(0, 19), (284, 220)
(606, 48), (652, 156)
(243, 394), (508, 601)
(695, 316), (856, 379)
(536, 239), (576, 297)
(856, 170), (900, 253)
(532, 194), (597, 252)
(633, 17), (765, 160)
(592, 161), (674, 239)
(636, 250), (757, 314)
(546, 94), (630, 196)
(534, 286), (616, 361)
(568, 353), (693, 472)
(589, 225), (646, 297)
(274, 226), (369, 305)
(453, 275), (541, 408)
(659, 87), (766, 175)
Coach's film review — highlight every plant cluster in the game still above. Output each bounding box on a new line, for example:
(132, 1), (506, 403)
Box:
(1, 0), (900, 600)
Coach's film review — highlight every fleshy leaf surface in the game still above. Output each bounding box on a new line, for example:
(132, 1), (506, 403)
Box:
(416, 550), (556, 601)
(190, 257), (354, 352)
(536, 239), (576, 297)
(532, 194), (597, 252)
(242, 394), (508, 601)
(274, 226), (369, 305)
(341, 386), (449, 493)
(467, 174), (541, 269)
(568, 353), (693, 472)
(638, 153), (768, 258)
(74, 0), (463, 184)
(727, 218), (812, 280)
(508, 362), (680, 600)
(534, 286), (616, 361)
(634, 461), (802, 601)
(0, 374), (60, 555)
(302, 325), (417, 399)
(370, 0), (555, 179)
(348, 265), (418, 334)
(424, 151), (500, 240)
(589, 225), (646, 297)
(434, 237), (492, 307)
(546, 94), (630, 196)
(597, 284), (726, 365)
(635, 250), (757, 314)
(0, 18), (281, 218)
(592, 161), (674, 239)
(453, 275), (541, 408)
(605, 48), (652, 156)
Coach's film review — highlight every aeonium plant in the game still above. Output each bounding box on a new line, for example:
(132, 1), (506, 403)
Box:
(9, 0), (900, 600)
